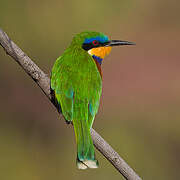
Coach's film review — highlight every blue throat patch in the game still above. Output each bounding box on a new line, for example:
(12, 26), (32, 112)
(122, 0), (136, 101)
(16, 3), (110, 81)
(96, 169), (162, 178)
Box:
(92, 55), (103, 65)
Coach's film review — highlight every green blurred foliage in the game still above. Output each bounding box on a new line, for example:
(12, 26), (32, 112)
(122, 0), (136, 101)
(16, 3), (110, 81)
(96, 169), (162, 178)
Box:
(0, 0), (180, 179)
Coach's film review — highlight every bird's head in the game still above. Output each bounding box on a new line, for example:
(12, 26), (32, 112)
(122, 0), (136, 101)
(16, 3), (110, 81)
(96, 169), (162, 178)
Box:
(71, 31), (135, 64)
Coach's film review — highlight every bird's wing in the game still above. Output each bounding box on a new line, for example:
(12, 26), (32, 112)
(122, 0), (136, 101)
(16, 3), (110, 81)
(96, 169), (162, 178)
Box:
(51, 56), (74, 122)
(51, 52), (102, 126)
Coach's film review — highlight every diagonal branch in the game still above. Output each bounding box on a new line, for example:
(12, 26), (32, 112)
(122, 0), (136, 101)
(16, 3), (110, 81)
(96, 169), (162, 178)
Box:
(0, 28), (142, 180)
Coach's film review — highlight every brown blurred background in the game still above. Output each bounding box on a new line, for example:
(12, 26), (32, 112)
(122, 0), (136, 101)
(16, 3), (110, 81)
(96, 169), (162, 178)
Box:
(0, 0), (180, 179)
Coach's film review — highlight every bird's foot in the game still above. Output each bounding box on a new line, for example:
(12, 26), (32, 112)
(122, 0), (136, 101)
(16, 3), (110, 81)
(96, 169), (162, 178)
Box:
(65, 120), (72, 125)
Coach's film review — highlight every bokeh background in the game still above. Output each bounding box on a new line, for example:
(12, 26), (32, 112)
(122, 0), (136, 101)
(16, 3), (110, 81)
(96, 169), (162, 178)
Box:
(0, 0), (180, 179)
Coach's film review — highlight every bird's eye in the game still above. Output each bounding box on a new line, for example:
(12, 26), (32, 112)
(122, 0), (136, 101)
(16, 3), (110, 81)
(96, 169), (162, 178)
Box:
(92, 40), (99, 46)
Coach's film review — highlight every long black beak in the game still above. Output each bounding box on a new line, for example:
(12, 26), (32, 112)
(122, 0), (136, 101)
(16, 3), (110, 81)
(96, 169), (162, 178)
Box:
(106, 40), (136, 46)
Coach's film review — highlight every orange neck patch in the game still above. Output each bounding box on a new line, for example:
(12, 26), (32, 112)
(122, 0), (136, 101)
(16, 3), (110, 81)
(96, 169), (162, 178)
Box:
(88, 46), (112, 59)
(88, 46), (112, 78)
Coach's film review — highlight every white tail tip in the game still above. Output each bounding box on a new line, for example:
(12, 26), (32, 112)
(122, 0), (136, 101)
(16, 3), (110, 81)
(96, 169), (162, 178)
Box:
(83, 160), (98, 168)
(77, 161), (88, 170)
(77, 159), (98, 169)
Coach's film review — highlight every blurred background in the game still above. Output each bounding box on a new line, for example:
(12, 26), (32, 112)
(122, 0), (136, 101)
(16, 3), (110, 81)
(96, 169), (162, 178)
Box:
(0, 0), (180, 179)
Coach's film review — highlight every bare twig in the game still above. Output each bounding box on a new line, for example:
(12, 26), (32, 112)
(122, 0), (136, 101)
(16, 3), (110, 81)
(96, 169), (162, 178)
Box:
(0, 28), (142, 180)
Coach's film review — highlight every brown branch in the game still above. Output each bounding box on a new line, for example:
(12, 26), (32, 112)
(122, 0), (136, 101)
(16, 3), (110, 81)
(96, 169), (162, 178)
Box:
(0, 28), (142, 180)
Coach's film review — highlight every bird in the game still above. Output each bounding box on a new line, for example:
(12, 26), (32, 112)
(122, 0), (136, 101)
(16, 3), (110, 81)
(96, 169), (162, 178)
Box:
(50, 31), (135, 170)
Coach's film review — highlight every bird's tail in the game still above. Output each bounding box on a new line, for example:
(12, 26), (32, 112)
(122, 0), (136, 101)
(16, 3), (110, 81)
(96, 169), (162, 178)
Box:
(73, 118), (98, 169)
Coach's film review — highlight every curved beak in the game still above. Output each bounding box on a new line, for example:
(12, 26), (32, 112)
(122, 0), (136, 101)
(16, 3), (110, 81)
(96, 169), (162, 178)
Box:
(106, 40), (136, 46)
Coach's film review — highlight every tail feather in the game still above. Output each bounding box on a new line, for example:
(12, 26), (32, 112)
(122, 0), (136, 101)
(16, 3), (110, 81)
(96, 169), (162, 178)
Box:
(73, 118), (98, 169)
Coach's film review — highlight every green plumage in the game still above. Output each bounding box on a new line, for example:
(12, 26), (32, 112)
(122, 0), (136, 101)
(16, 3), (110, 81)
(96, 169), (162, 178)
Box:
(51, 31), (135, 169)
(51, 32), (105, 169)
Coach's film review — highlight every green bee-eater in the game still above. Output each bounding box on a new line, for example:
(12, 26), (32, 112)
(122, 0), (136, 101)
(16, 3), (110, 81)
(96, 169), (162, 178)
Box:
(51, 31), (135, 169)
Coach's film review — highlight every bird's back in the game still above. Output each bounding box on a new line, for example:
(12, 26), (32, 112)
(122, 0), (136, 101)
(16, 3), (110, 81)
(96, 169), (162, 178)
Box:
(51, 46), (102, 124)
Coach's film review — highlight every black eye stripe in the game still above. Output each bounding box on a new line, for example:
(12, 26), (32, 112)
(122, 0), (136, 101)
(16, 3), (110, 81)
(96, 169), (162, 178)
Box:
(82, 43), (94, 51)
(82, 41), (109, 51)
